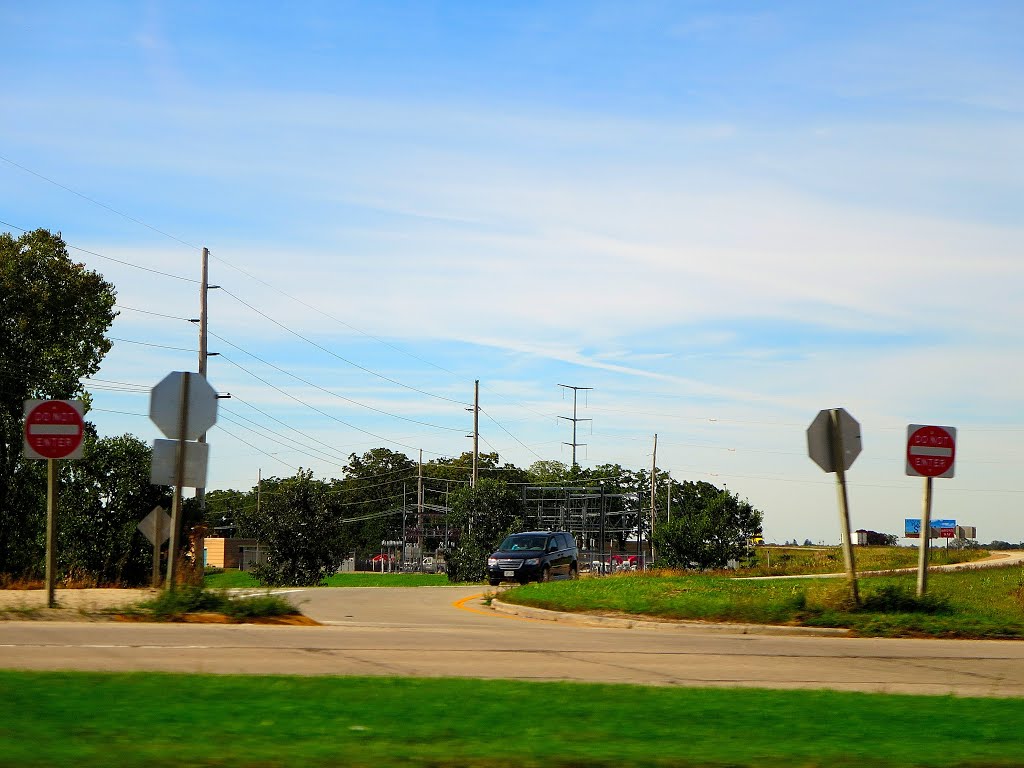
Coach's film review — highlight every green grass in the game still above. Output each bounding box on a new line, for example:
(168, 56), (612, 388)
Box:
(202, 569), (260, 588)
(322, 572), (451, 587)
(742, 545), (988, 576)
(503, 565), (1024, 638)
(204, 571), (452, 589)
(0, 671), (1021, 767)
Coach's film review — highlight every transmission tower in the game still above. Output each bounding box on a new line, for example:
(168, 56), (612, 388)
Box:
(558, 384), (592, 467)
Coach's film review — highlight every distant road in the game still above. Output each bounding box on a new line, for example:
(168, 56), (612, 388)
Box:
(742, 549), (1024, 580)
(1, 585), (1023, 697)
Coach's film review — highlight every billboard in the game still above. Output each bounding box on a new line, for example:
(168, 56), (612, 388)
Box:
(905, 519), (956, 539)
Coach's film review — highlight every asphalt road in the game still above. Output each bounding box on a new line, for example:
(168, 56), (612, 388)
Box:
(1, 586), (1023, 697)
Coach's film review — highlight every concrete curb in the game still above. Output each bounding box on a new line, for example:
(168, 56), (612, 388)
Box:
(490, 598), (851, 637)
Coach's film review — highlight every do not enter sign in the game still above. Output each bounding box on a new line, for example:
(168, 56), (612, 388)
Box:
(906, 424), (956, 479)
(23, 400), (85, 460)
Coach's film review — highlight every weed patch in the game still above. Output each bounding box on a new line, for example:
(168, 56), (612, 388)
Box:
(858, 585), (950, 614)
(134, 586), (299, 622)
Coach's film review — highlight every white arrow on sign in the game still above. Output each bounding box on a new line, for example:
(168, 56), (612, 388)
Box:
(149, 371), (218, 441)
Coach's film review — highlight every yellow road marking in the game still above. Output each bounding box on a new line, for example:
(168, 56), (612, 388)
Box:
(452, 592), (542, 622)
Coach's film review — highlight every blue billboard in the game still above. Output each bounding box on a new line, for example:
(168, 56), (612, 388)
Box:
(905, 519), (956, 538)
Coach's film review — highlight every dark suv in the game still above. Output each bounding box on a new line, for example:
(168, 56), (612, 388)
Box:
(486, 531), (579, 586)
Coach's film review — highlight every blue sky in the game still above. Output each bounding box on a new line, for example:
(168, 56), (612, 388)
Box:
(2, 1), (1022, 544)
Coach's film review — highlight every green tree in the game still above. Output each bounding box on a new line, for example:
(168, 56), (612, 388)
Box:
(653, 481), (763, 569)
(0, 228), (116, 576)
(235, 469), (344, 586)
(203, 488), (253, 535)
(59, 434), (170, 585)
(428, 451), (526, 485)
(526, 460), (573, 484)
(444, 478), (525, 582)
(336, 448), (415, 559)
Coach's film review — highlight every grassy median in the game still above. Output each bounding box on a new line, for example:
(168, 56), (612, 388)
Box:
(501, 564), (1024, 638)
(0, 671), (1022, 767)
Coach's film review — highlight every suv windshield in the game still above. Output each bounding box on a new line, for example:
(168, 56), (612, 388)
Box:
(498, 534), (547, 551)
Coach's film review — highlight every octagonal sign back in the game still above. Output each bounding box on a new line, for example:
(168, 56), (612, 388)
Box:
(149, 371), (218, 441)
(807, 407), (862, 473)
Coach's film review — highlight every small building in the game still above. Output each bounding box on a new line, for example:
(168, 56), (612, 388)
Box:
(204, 537), (267, 570)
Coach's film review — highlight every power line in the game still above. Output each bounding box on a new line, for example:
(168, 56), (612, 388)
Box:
(218, 287), (469, 406)
(90, 407), (147, 418)
(0, 219), (198, 283)
(0, 154), (197, 249)
(215, 424), (299, 472)
(217, 410), (349, 467)
(109, 337), (198, 353)
(479, 407), (545, 462)
(208, 329), (464, 432)
(216, 352), (429, 455)
(226, 393), (353, 464)
(213, 253), (566, 434)
(115, 304), (193, 322)
(210, 251), (468, 380)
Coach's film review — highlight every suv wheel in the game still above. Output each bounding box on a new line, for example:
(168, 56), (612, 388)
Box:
(569, 563), (578, 579)
(539, 565), (551, 583)
(488, 579), (500, 586)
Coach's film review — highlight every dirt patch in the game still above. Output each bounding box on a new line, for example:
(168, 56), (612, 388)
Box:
(113, 612), (319, 626)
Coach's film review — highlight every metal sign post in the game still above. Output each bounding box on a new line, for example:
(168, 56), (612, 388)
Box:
(807, 407), (862, 605)
(45, 460), (58, 608)
(23, 400), (85, 608)
(829, 410), (859, 605)
(149, 371), (218, 591)
(917, 477), (933, 596)
(906, 424), (957, 596)
(138, 506), (171, 587)
(166, 374), (191, 591)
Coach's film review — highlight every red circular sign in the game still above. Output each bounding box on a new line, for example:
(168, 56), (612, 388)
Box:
(906, 425), (956, 477)
(24, 400), (84, 459)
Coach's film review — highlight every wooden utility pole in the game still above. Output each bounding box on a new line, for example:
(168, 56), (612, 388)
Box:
(417, 449), (424, 567)
(194, 246), (211, 574)
(255, 468), (262, 567)
(649, 433), (657, 567)
(472, 380), (479, 487)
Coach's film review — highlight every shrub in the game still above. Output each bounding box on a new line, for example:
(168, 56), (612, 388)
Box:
(142, 586), (228, 619)
(222, 593), (296, 619)
(139, 587), (298, 621)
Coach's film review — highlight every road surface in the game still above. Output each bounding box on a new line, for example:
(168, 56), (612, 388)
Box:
(1, 585), (1022, 697)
